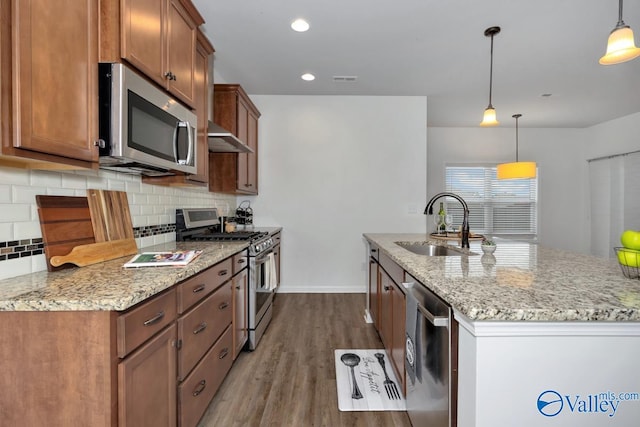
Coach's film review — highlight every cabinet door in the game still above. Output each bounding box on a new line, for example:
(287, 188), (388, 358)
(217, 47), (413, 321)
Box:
(166, 0), (197, 107)
(118, 324), (177, 427)
(391, 280), (406, 394)
(190, 31), (210, 183)
(369, 258), (380, 327)
(379, 269), (393, 351)
(232, 268), (248, 359)
(236, 99), (250, 191)
(121, 0), (165, 85)
(12, 0), (99, 163)
(245, 110), (259, 193)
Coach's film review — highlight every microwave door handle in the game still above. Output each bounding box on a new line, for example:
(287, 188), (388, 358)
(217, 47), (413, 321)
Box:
(173, 121), (192, 166)
(184, 121), (193, 165)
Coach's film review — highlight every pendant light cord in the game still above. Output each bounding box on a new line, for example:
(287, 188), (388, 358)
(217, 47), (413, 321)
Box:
(617, 0), (625, 27)
(488, 34), (495, 108)
(513, 113), (522, 162)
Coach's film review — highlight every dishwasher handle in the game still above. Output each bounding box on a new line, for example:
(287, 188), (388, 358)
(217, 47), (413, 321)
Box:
(403, 281), (450, 328)
(418, 304), (449, 328)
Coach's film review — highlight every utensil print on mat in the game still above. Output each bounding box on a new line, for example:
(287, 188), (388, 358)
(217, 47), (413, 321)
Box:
(340, 353), (364, 400)
(375, 353), (401, 400)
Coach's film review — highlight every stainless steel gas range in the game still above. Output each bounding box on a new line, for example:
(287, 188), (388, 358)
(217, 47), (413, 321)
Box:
(176, 208), (278, 350)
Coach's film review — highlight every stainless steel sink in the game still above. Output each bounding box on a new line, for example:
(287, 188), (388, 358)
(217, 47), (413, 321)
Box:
(395, 242), (463, 256)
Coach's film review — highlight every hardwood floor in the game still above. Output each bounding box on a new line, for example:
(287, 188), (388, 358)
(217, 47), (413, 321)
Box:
(197, 293), (412, 427)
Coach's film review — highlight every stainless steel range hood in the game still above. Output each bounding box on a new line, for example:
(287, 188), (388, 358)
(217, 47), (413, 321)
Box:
(207, 121), (254, 153)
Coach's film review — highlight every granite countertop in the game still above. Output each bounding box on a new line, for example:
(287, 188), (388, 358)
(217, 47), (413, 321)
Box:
(0, 241), (249, 312)
(364, 233), (640, 322)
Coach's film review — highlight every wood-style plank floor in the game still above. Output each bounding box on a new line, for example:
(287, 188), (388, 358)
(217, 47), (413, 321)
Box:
(197, 293), (412, 427)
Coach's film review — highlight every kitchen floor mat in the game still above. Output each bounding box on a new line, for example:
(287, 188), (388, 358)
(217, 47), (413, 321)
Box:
(335, 349), (406, 411)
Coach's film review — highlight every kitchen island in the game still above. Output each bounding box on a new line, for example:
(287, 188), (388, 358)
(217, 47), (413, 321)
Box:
(364, 233), (640, 427)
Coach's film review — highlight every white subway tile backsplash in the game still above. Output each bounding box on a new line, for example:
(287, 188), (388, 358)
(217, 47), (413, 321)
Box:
(0, 167), (29, 185)
(12, 185), (49, 204)
(13, 221), (41, 240)
(0, 204), (30, 222)
(0, 223), (13, 242)
(0, 185), (10, 203)
(60, 173), (88, 189)
(30, 170), (63, 187)
(0, 166), (237, 281)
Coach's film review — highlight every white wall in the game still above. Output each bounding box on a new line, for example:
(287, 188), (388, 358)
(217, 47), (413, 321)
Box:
(587, 112), (640, 160)
(427, 126), (591, 253)
(245, 95), (428, 293)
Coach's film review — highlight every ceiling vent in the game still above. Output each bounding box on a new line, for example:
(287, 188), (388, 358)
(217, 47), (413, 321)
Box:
(333, 76), (357, 82)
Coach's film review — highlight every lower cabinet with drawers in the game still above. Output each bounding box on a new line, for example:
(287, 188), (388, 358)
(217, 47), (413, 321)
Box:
(0, 249), (247, 427)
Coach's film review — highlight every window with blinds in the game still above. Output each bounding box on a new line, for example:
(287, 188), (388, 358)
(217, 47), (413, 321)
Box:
(444, 165), (538, 238)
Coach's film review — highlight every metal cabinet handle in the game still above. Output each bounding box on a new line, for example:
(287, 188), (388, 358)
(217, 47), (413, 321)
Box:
(219, 348), (229, 359)
(371, 248), (377, 253)
(383, 286), (391, 291)
(192, 284), (206, 293)
(237, 258), (246, 264)
(94, 139), (105, 148)
(218, 269), (228, 276)
(143, 311), (165, 326)
(417, 304), (449, 328)
(219, 301), (229, 310)
(192, 380), (206, 396)
(193, 322), (207, 335)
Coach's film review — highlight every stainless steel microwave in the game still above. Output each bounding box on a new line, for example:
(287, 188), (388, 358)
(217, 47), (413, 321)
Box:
(98, 63), (197, 176)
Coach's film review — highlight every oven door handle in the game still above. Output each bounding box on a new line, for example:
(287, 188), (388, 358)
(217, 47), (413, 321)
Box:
(254, 249), (274, 264)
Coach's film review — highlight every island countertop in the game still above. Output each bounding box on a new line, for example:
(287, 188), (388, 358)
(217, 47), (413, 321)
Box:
(364, 233), (640, 322)
(0, 241), (249, 312)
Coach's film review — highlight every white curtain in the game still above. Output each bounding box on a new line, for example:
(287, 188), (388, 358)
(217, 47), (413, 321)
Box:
(589, 151), (640, 258)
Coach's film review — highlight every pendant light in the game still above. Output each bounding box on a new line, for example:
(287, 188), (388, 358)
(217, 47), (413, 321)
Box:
(497, 114), (537, 180)
(600, 0), (640, 65)
(480, 27), (501, 127)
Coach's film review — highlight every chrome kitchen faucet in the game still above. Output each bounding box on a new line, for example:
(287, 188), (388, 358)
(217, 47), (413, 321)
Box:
(425, 192), (470, 248)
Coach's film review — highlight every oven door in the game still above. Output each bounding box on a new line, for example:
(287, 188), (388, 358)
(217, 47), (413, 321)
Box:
(248, 249), (276, 350)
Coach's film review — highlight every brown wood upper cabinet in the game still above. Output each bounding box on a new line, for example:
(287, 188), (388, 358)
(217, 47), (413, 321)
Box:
(118, 0), (203, 108)
(210, 84), (261, 195)
(143, 29), (214, 187)
(0, 0), (100, 170)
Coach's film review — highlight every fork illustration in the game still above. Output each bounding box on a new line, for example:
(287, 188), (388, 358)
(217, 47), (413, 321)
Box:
(374, 352), (401, 400)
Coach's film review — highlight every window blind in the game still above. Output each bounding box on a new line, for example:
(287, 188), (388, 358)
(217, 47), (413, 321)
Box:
(444, 165), (538, 238)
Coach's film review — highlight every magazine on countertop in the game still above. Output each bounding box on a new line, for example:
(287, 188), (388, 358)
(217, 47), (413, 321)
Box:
(123, 250), (203, 268)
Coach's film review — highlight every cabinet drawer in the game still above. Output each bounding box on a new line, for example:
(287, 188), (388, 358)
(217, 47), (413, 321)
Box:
(380, 253), (404, 287)
(177, 258), (233, 313)
(177, 281), (232, 380)
(232, 249), (248, 275)
(178, 326), (233, 427)
(117, 288), (177, 358)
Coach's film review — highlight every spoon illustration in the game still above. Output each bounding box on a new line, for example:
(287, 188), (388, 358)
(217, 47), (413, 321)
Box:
(340, 353), (364, 400)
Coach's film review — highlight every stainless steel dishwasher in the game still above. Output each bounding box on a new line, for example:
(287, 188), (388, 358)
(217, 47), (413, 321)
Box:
(404, 273), (457, 427)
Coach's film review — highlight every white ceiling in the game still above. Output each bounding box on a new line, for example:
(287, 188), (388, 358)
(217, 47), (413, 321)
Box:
(192, 0), (640, 128)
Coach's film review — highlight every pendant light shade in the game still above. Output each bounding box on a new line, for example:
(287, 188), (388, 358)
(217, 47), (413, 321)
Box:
(497, 114), (537, 180)
(480, 26), (501, 127)
(600, 0), (640, 65)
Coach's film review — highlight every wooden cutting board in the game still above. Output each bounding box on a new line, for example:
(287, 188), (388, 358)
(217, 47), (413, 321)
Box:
(36, 195), (96, 271)
(37, 191), (138, 270)
(86, 189), (135, 241)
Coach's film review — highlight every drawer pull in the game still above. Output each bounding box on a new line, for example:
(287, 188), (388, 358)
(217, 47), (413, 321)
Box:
(237, 259), (246, 264)
(218, 302), (229, 310)
(192, 380), (206, 397)
(219, 348), (229, 359)
(218, 269), (228, 276)
(384, 286), (391, 291)
(193, 322), (207, 335)
(192, 284), (206, 293)
(143, 311), (165, 326)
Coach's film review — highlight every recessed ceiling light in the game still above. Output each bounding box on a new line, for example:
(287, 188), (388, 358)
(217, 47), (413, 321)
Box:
(291, 18), (310, 32)
(301, 73), (315, 81)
